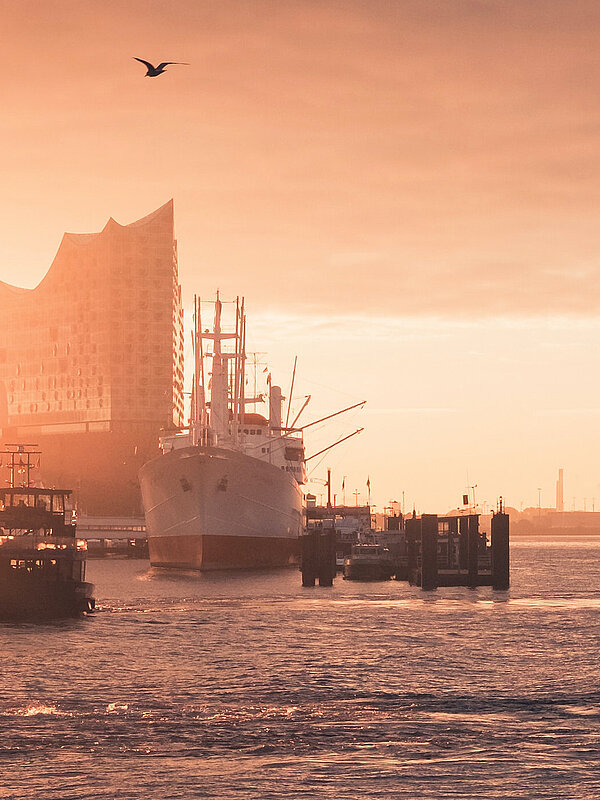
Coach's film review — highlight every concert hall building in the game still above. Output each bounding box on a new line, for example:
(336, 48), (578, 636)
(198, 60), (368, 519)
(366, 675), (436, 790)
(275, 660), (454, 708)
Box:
(0, 200), (185, 515)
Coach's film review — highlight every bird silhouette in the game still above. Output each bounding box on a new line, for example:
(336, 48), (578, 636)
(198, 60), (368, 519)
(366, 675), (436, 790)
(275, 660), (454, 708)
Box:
(133, 58), (189, 77)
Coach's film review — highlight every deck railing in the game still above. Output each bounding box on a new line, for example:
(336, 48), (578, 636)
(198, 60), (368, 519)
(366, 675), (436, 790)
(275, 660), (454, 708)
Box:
(0, 535), (87, 553)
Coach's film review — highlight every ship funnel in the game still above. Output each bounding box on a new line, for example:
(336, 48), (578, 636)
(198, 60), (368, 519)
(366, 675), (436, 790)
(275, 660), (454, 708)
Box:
(270, 385), (282, 431)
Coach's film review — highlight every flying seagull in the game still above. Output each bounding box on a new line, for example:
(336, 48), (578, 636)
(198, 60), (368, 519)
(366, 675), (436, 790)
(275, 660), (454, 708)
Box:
(133, 58), (189, 77)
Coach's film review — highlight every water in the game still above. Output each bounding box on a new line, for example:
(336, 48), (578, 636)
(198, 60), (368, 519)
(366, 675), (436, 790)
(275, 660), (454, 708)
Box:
(2, 541), (600, 799)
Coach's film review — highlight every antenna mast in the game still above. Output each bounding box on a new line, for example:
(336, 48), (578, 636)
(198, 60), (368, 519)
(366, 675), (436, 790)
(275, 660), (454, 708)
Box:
(285, 356), (297, 429)
(3, 444), (40, 489)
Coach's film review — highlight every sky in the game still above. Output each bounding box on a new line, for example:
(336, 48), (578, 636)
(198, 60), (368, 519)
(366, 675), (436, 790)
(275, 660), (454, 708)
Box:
(3, 0), (600, 511)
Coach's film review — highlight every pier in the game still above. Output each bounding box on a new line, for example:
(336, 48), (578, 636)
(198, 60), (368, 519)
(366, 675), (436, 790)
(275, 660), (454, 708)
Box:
(405, 510), (509, 590)
(301, 503), (509, 590)
(76, 516), (149, 558)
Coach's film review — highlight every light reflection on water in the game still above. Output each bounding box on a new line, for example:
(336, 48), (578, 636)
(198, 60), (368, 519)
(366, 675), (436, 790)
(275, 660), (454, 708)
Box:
(1, 540), (600, 799)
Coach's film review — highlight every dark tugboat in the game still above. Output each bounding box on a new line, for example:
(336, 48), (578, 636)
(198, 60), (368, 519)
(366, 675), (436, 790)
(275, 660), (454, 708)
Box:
(0, 445), (95, 620)
(343, 543), (395, 581)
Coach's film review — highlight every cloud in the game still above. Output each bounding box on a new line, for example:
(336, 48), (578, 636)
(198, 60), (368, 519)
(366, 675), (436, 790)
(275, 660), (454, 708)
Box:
(4, 0), (600, 315)
(365, 407), (458, 415)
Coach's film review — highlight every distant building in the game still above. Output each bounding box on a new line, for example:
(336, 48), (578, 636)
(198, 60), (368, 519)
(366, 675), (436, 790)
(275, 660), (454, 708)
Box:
(0, 201), (185, 515)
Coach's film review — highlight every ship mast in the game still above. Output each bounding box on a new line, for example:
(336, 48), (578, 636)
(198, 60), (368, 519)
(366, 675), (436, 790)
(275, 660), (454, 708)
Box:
(191, 295), (207, 446)
(2, 444), (40, 489)
(210, 293), (228, 441)
(193, 294), (246, 449)
(231, 297), (246, 447)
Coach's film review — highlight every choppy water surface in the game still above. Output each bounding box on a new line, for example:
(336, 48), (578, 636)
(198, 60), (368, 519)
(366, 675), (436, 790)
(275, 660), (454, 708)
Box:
(1, 541), (600, 799)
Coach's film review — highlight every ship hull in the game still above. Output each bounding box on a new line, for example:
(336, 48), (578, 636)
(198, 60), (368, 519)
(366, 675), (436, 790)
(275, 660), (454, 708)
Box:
(0, 575), (95, 621)
(139, 446), (303, 570)
(343, 562), (394, 581)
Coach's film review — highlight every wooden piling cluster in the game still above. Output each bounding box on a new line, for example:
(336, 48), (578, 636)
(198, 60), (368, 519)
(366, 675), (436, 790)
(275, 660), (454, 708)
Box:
(300, 508), (509, 591)
(300, 526), (336, 586)
(406, 512), (509, 590)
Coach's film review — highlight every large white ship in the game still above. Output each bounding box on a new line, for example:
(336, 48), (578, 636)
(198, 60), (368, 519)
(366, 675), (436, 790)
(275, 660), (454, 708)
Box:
(139, 295), (306, 570)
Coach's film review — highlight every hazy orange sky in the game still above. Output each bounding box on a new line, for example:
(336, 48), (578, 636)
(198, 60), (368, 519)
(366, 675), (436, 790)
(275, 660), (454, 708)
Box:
(3, 0), (600, 510)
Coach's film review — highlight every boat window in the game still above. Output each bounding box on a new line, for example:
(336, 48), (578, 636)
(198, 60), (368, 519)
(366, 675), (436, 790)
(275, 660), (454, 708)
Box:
(284, 446), (303, 462)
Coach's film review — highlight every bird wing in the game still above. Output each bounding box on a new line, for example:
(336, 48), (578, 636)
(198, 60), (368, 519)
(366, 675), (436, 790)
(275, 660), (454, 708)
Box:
(157, 62), (189, 69)
(133, 57), (155, 70)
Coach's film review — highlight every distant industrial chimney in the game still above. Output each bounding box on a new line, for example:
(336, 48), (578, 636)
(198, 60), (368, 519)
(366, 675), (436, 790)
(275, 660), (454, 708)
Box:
(556, 468), (564, 512)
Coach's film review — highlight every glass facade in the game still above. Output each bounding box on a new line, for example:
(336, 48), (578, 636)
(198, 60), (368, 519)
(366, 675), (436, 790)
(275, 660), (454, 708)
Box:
(0, 201), (185, 515)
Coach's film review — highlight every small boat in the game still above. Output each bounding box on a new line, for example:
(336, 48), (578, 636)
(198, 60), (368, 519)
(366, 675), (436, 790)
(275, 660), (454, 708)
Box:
(0, 446), (95, 620)
(343, 543), (395, 581)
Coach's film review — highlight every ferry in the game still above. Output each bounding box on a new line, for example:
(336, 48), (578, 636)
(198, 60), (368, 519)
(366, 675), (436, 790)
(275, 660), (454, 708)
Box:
(0, 445), (95, 620)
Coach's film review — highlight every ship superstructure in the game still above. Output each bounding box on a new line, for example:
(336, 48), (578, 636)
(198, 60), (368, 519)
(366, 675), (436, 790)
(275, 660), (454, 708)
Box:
(184, 295), (306, 479)
(139, 295), (306, 570)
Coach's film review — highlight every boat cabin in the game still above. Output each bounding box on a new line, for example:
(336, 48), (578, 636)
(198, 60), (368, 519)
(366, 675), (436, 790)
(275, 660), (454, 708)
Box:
(0, 487), (87, 583)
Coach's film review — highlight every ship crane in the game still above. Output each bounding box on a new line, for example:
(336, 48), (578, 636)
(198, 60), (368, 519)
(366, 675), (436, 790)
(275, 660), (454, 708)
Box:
(304, 428), (365, 463)
(284, 400), (366, 433)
